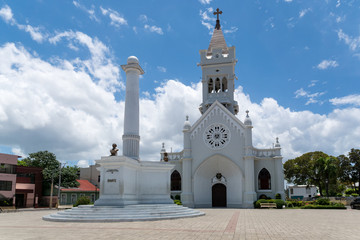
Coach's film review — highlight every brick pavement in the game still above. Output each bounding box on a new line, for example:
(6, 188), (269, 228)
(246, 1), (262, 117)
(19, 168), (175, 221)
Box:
(0, 208), (359, 240)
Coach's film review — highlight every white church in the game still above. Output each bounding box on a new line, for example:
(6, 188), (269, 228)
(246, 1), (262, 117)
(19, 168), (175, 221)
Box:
(161, 10), (285, 208)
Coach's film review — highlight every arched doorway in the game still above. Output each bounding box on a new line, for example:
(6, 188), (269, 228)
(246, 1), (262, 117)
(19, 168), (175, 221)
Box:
(212, 183), (226, 207)
(171, 170), (181, 191)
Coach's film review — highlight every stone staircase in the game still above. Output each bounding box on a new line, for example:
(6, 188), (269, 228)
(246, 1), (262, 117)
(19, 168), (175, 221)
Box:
(43, 204), (205, 222)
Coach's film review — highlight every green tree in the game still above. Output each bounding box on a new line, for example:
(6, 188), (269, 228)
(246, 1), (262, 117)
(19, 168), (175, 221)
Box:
(321, 156), (338, 197)
(19, 151), (59, 181)
(57, 166), (79, 188)
(349, 149), (360, 194)
(284, 151), (329, 196)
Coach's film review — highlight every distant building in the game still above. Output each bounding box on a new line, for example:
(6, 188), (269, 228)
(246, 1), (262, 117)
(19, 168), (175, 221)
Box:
(0, 153), (18, 204)
(60, 179), (99, 205)
(16, 166), (43, 208)
(79, 164), (100, 188)
(287, 185), (319, 200)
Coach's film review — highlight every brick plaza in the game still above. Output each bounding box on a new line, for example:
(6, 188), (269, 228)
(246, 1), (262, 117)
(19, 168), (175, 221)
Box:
(0, 208), (359, 240)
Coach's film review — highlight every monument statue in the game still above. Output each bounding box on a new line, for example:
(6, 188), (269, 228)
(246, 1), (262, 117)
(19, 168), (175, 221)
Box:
(110, 143), (119, 156)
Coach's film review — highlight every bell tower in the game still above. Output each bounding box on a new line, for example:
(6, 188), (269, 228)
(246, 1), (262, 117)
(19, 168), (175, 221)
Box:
(198, 8), (239, 115)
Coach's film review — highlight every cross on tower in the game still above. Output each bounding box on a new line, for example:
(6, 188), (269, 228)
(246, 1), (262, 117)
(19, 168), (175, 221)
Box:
(213, 8), (222, 30)
(213, 8), (222, 20)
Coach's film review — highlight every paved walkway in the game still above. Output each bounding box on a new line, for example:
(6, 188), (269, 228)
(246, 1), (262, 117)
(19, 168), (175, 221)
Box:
(0, 208), (359, 240)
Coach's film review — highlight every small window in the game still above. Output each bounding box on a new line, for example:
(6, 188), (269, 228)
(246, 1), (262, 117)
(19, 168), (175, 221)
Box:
(71, 194), (77, 204)
(290, 188), (293, 194)
(0, 180), (12, 191)
(208, 78), (214, 93)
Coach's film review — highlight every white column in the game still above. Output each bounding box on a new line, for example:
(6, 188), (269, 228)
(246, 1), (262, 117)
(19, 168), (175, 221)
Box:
(121, 56), (144, 160)
(274, 157), (284, 199)
(181, 126), (194, 207)
(244, 156), (256, 207)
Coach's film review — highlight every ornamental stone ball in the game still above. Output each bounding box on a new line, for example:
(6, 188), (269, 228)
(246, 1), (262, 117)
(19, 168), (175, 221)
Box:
(127, 56), (139, 64)
(110, 143), (119, 156)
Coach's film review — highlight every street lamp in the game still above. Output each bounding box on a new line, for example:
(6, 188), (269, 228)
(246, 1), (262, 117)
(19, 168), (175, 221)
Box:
(57, 162), (66, 208)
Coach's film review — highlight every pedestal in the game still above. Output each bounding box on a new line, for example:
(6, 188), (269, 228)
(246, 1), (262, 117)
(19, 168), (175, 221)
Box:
(94, 156), (174, 206)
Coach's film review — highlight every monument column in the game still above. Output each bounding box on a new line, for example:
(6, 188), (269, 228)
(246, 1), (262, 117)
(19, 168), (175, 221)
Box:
(121, 56), (144, 160)
(181, 116), (194, 207)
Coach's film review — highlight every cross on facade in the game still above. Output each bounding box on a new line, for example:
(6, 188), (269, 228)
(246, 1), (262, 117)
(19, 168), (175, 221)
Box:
(213, 8), (222, 20)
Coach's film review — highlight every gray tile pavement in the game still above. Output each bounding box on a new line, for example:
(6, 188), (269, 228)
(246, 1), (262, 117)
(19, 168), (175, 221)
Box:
(0, 208), (359, 240)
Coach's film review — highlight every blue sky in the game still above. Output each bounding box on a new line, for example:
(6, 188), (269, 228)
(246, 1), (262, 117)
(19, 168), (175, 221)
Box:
(0, 0), (359, 166)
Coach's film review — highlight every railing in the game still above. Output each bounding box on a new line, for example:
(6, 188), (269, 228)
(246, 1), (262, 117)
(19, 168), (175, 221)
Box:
(161, 151), (183, 161)
(253, 148), (281, 158)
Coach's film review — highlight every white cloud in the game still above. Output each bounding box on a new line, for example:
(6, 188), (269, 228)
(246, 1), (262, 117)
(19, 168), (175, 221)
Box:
(284, 0), (293, 2)
(336, 0), (341, 8)
(139, 14), (148, 23)
(308, 80), (318, 88)
(77, 160), (90, 168)
(157, 66), (167, 73)
(100, 6), (127, 27)
(199, 0), (212, 4)
(73, 1), (99, 22)
(299, 8), (311, 18)
(0, 43), (123, 163)
(317, 60), (339, 70)
(144, 24), (163, 35)
(295, 88), (325, 105)
(337, 29), (360, 51)
(0, 5), (14, 24)
(17, 24), (45, 43)
(224, 27), (238, 34)
(49, 30), (121, 92)
(330, 94), (360, 106)
(200, 8), (215, 31)
(0, 5), (46, 43)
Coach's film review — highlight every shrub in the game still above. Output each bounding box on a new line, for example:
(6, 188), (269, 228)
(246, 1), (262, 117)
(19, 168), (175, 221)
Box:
(274, 199), (286, 209)
(302, 203), (346, 209)
(174, 199), (182, 205)
(275, 193), (281, 199)
(336, 193), (343, 197)
(73, 196), (91, 207)
(315, 198), (330, 205)
(286, 200), (305, 207)
(351, 193), (359, 197)
(170, 195), (174, 200)
(0, 198), (13, 206)
(345, 188), (357, 195)
(174, 195), (181, 200)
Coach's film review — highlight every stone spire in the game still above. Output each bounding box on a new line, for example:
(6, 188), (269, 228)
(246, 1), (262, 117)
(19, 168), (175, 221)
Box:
(207, 8), (228, 56)
(121, 56), (144, 160)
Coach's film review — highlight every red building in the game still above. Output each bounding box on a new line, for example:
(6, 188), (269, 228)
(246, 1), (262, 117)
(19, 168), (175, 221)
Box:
(16, 166), (43, 208)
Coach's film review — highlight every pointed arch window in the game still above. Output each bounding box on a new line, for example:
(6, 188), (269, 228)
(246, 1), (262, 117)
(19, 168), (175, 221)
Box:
(222, 77), (228, 92)
(208, 78), (214, 93)
(215, 78), (221, 92)
(171, 170), (181, 191)
(258, 168), (271, 190)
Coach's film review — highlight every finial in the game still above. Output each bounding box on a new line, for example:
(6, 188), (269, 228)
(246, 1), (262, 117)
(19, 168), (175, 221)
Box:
(186, 115), (189, 121)
(246, 110), (249, 117)
(276, 137), (279, 143)
(213, 8), (222, 30)
(162, 142), (165, 149)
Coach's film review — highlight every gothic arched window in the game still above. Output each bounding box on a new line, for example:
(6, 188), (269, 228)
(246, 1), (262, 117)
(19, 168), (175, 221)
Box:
(222, 77), (228, 92)
(208, 78), (214, 93)
(258, 168), (271, 190)
(171, 170), (181, 191)
(215, 78), (221, 92)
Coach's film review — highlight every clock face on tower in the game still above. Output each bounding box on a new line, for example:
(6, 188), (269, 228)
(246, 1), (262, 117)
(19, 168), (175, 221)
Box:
(203, 123), (231, 150)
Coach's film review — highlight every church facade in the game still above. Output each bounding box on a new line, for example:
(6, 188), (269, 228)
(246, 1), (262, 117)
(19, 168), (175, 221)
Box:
(161, 12), (284, 208)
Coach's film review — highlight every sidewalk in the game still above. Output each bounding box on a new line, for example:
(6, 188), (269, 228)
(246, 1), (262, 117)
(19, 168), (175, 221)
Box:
(0, 208), (359, 239)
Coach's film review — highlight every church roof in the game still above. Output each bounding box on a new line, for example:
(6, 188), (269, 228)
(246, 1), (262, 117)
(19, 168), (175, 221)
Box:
(207, 27), (228, 56)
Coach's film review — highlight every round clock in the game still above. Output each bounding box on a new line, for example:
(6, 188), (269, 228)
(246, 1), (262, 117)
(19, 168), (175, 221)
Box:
(203, 123), (231, 149)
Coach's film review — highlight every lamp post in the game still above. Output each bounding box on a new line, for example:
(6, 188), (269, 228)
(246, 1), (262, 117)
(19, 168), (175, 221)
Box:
(57, 162), (66, 208)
